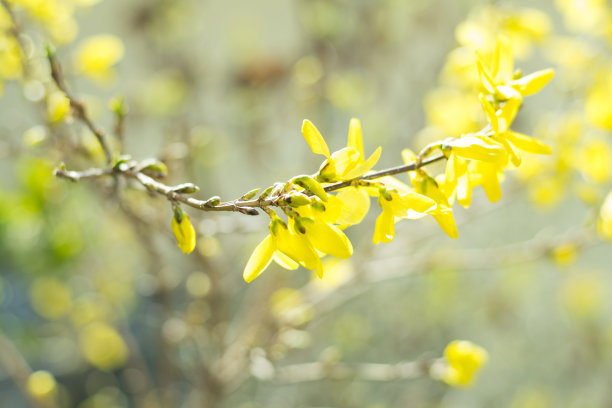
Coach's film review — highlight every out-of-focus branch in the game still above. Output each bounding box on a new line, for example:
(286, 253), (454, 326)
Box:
(258, 356), (436, 384)
(45, 48), (114, 164)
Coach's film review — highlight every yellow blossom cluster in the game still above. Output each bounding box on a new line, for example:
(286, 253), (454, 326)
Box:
(221, 37), (553, 283)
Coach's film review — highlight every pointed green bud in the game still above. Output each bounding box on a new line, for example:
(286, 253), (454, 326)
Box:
(172, 183), (200, 194)
(281, 191), (312, 208)
(241, 188), (260, 200)
(378, 187), (392, 201)
(204, 196), (221, 207)
(259, 185), (275, 200)
(292, 175), (328, 202)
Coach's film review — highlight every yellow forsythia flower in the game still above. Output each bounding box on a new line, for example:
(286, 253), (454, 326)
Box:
(74, 35), (124, 83)
(441, 340), (489, 387)
(302, 119), (381, 182)
(172, 208), (196, 254)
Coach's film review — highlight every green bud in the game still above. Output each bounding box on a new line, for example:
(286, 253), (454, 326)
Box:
(138, 159), (168, 179)
(282, 192), (312, 207)
(292, 175), (328, 202)
(172, 183), (200, 194)
(173, 206), (184, 223)
(378, 187), (392, 201)
(269, 218), (287, 236)
(113, 155), (132, 171)
(292, 217), (307, 234)
(110, 96), (127, 117)
(241, 188), (260, 200)
(205, 196), (221, 207)
(258, 185), (275, 200)
(311, 201), (326, 212)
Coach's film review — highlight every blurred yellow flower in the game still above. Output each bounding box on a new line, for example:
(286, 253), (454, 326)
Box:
(30, 277), (72, 320)
(47, 91), (71, 123)
(440, 340), (489, 387)
(74, 35), (124, 83)
(79, 322), (128, 371)
(27, 370), (57, 400)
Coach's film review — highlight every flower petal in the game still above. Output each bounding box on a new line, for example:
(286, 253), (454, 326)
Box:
(343, 146), (382, 179)
(302, 119), (330, 158)
(335, 188), (370, 226)
(511, 68), (554, 97)
(505, 131), (551, 154)
(243, 235), (276, 282)
(447, 135), (505, 162)
(373, 208), (395, 244)
(172, 211), (196, 254)
(347, 118), (364, 158)
(304, 220), (353, 259)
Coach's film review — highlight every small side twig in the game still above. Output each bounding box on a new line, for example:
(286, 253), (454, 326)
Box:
(46, 46), (114, 164)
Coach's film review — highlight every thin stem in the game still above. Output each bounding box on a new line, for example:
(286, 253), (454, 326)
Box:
(267, 359), (434, 383)
(54, 152), (447, 216)
(46, 50), (114, 164)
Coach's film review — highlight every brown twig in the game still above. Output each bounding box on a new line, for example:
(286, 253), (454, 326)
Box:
(53, 152), (445, 216)
(45, 48), (114, 164)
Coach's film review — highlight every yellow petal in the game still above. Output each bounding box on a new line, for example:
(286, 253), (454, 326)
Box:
(444, 152), (458, 199)
(493, 135), (521, 167)
(478, 94), (499, 133)
(496, 96), (522, 132)
(447, 136), (505, 162)
(399, 192), (436, 215)
(243, 235), (276, 282)
(303, 219), (353, 259)
(511, 68), (554, 97)
(478, 164), (503, 202)
(314, 194), (343, 224)
(347, 118), (364, 158)
(273, 250), (299, 270)
(373, 208), (395, 244)
(330, 147), (360, 179)
(430, 207), (458, 239)
(401, 148), (417, 164)
(446, 153), (471, 208)
(335, 188), (370, 226)
(505, 131), (551, 154)
(476, 53), (497, 95)
(456, 172), (472, 208)
(493, 36), (513, 84)
(342, 146), (382, 179)
(172, 211), (196, 254)
(302, 119), (330, 158)
(276, 225), (321, 271)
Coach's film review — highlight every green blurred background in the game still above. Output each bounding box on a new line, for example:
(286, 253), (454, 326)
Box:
(1, 0), (611, 407)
